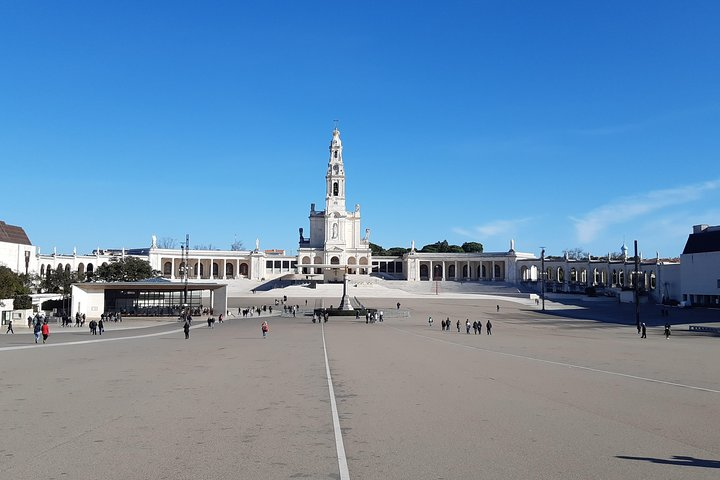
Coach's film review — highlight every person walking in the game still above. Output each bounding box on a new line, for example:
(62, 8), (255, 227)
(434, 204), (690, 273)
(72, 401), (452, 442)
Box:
(473, 321), (478, 335)
(465, 319), (471, 334)
(41, 321), (50, 344)
(33, 321), (42, 343)
(261, 320), (269, 338)
(98, 319), (104, 335)
(183, 321), (190, 340)
(428, 316), (433, 328)
(641, 322), (647, 339)
(5, 320), (13, 334)
(456, 319), (460, 333)
(496, 304), (500, 312)
(486, 319), (492, 335)
(664, 322), (671, 339)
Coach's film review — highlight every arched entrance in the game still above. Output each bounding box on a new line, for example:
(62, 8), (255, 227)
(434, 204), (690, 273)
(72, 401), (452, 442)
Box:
(420, 264), (429, 281)
(433, 264), (442, 281)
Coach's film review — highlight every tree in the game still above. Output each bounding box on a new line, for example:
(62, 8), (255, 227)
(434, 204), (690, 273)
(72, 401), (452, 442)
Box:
(230, 239), (244, 251)
(0, 266), (29, 299)
(369, 242), (386, 256)
(41, 267), (78, 295)
(13, 294), (32, 309)
(386, 247), (411, 257)
(157, 237), (177, 249)
(461, 242), (484, 253)
(563, 248), (589, 260)
(420, 240), (464, 253)
(95, 257), (159, 282)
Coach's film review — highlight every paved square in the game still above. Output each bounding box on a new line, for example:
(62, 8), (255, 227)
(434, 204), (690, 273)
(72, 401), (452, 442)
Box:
(1, 296), (718, 479)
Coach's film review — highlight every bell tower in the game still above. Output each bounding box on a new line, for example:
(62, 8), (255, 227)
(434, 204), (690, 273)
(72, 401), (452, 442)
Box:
(326, 127), (346, 214)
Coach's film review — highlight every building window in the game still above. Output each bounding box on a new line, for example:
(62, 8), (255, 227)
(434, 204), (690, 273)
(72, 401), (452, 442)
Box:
(333, 182), (339, 196)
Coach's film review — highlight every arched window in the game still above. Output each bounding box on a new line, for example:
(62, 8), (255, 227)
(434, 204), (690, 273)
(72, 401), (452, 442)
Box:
(226, 263), (234, 277)
(163, 262), (172, 276)
(333, 182), (339, 196)
(239, 263), (249, 276)
(420, 264), (429, 280)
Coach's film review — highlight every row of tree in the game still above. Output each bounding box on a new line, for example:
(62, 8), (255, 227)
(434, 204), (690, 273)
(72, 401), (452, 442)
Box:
(370, 240), (484, 256)
(156, 237), (244, 251)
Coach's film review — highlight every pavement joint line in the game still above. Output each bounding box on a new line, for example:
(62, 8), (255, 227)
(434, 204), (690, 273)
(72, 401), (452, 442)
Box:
(390, 325), (720, 395)
(321, 321), (351, 480)
(0, 322), (207, 352)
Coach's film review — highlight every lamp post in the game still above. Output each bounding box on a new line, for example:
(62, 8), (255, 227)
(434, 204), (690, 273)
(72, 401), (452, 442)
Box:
(634, 240), (640, 332)
(540, 247), (546, 312)
(183, 235), (189, 307)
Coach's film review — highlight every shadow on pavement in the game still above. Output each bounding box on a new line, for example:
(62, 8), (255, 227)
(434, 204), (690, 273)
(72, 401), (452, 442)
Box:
(616, 455), (720, 469)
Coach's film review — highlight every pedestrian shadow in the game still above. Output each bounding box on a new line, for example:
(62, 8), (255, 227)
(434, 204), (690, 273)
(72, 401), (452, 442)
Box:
(616, 455), (720, 469)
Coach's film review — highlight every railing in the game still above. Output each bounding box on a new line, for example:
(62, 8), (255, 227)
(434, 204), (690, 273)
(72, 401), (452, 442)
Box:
(688, 325), (720, 335)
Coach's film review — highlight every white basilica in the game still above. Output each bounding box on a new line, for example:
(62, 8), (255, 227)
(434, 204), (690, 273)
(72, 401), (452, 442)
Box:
(297, 128), (372, 281)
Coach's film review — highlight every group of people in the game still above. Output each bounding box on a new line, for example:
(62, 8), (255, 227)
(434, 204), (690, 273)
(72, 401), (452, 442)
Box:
(364, 311), (383, 324)
(312, 312), (329, 323)
(206, 314), (225, 328)
(100, 312), (123, 323)
(88, 319), (104, 335)
(638, 321), (672, 339)
(433, 317), (492, 335)
(29, 316), (51, 344)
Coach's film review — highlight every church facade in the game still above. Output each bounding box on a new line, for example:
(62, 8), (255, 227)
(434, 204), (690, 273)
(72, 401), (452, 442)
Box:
(296, 128), (372, 281)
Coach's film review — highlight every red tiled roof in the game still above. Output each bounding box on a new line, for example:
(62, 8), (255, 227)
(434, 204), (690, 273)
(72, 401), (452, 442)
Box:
(0, 221), (31, 245)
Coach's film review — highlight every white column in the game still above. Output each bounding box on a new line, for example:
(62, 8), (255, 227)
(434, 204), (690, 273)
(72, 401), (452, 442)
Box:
(466, 260), (470, 280)
(491, 261), (495, 280)
(442, 261), (446, 281)
(454, 261), (458, 280)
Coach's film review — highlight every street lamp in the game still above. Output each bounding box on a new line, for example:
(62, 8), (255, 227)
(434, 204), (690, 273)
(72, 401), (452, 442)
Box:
(540, 247), (546, 312)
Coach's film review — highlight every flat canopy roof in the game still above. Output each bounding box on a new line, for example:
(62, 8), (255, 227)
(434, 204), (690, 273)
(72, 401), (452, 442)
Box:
(72, 281), (226, 291)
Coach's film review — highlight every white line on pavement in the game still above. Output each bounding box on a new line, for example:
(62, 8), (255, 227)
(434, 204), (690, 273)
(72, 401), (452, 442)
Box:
(392, 326), (720, 395)
(0, 323), (205, 352)
(321, 320), (351, 480)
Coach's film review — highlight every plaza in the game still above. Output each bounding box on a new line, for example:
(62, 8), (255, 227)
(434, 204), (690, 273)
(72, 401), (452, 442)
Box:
(1, 289), (718, 479)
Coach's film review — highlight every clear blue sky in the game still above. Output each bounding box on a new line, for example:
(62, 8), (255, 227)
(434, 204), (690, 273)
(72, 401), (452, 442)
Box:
(2, 1), (719, 259)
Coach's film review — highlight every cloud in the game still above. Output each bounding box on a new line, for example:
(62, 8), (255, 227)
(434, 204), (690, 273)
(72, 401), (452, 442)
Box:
(571, 180), (720, 243)
(454, 217), (534, 239)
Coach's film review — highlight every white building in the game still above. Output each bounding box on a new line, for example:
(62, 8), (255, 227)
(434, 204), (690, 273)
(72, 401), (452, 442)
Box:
(680, 224), (720, 307)
(296, 128), (372, 281)
(2, 129), (715, 310)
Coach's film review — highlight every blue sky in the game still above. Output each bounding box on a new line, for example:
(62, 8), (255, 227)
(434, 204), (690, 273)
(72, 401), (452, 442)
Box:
(1, 1), (719, 259)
